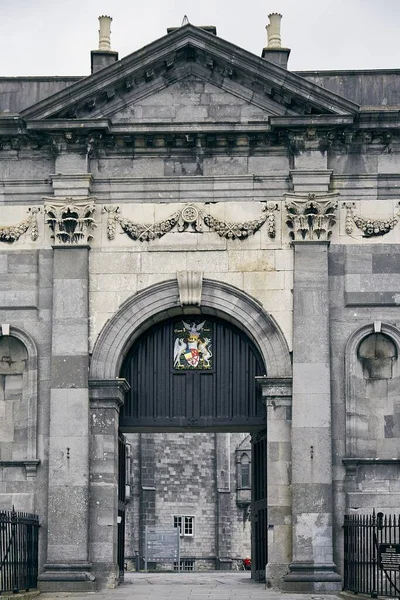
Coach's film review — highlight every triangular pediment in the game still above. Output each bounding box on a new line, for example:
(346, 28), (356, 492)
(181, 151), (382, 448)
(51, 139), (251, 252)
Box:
(21, 24), (359, 123)
(96, 71), (291, 125)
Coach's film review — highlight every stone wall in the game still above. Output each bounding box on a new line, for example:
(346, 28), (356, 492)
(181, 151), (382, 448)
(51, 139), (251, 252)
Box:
(124, 432), (251, 570)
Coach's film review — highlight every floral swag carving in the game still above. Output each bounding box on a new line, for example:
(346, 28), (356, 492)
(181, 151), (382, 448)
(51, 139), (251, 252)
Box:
(43, 198), (96, 244)
(0, 208), (39, 243)
(343, 202), (400, 237)
(103, 202), (278, 242)
(285, 193), (339, 241)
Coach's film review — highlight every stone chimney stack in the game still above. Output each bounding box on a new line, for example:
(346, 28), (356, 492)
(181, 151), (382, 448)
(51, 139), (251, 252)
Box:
(262, 13), (290, 69)
(91, 15), (119, 74)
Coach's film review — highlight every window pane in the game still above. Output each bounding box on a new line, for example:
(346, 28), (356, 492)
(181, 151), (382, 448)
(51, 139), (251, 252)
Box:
(241, 463), (250, 488)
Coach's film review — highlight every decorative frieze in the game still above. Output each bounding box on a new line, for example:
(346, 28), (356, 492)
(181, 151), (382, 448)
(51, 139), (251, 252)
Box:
(43, 198), (96, 245)
(285, 192), (339, 241)
(0, 208), (39, 243)
(343, 202), (400, 237)
(103, 202), (274, 242)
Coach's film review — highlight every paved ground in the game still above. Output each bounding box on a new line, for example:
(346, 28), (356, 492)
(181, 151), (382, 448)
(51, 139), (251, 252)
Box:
(39, 572), (342, 600)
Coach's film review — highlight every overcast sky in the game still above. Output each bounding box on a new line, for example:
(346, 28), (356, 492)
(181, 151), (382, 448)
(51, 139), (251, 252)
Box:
(1, 0), (400, 77)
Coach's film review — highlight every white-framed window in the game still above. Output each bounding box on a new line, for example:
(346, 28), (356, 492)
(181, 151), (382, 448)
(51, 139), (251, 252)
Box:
(173, 515), (195, 537)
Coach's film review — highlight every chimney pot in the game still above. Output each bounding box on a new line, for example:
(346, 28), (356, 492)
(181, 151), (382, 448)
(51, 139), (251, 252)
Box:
(91, 15), (119, 74)
(266, 13), (282, 49)
(262, 13), (290, 69)
(98, 15), (113, 51)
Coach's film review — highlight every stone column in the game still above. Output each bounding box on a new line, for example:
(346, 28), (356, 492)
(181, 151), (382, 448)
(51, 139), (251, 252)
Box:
(256, 377), (292, 587)
(283, 197), (341, 590)
(215, 432), (232, 570)
(38, 195), (96, 592)
(88, 379), (129, 588)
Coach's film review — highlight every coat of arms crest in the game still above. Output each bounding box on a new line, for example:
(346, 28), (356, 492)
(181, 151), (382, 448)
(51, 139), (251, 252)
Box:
(173, 320), (213, 370)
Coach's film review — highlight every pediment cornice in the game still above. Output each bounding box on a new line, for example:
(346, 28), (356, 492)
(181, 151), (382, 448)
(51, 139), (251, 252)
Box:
(20, 24), (359, 121)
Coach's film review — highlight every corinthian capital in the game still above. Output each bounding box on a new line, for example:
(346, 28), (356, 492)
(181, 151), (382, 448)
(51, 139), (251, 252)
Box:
(43, 197), (96, 245)
(284, 192), (339, 242)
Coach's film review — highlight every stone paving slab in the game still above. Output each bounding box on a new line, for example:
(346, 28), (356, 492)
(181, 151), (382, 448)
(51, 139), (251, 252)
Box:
(38, 572), (342, 600)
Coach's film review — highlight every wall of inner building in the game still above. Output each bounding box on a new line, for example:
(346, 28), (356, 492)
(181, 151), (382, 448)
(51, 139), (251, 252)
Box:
(124, 432), (251, 571)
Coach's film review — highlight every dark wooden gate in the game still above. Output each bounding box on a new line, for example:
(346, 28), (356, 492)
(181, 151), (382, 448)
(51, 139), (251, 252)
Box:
(120, 316), (266, 432)
(117, 433), (127, 580)
(251, 429), (268, 581)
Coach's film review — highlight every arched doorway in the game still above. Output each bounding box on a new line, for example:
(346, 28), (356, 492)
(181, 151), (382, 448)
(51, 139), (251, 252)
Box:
(119, 314), (267, 578)
(89, 279), (291, 586)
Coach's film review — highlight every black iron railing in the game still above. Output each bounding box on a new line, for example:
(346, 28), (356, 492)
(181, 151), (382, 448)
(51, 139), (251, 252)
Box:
(344, 510), (400, 598)
(0, 508), (39, 593)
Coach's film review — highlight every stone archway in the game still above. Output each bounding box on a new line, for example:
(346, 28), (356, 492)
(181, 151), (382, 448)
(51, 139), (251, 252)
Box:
(90, 278), (291, 381)
(88, 278), (292, 587)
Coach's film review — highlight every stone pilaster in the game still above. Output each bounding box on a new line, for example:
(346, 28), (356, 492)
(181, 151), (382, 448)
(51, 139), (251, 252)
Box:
(284, 240), (341, 591)
(256, 377), (292, 587)
(215, 432), (232, 570)
(88, 379), (129, 588)
(38, 245), (94, 592)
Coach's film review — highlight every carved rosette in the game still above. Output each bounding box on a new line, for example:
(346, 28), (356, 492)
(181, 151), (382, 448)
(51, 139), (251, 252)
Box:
(0, 208), (39, 243)
(43, 198), (96, 245)
(343, 202), (400, 237)
(103, 202), (274, 242)
(285, 193), (339, 241)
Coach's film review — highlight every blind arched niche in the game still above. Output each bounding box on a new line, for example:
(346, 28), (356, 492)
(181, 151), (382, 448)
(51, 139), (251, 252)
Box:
(345, 323), (400, 459)
(0, 329), (39, 477)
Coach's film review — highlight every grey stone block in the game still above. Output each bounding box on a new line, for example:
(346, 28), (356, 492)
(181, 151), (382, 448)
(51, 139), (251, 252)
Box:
(345, 291), (400, 306)
(51, 355), (89, 388)
(47, 485), (89, 560)
(53, 279), (88, 319)
(0, 254), (8, 273)
(292, 484), (333, 513)
(52, 318), (89, 355)
(0, 290), (38, 308)
(53, 248), (89, 280)
(0, 273), (37, 290)
(372, 252), (400, 273)
(328, 250), (345, 275)
(345, 250), (373, 274)
(164, 158), (202, 176)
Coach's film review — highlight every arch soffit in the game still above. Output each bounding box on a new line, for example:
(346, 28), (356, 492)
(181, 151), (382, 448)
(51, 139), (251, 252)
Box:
(90, 278), (291, 380)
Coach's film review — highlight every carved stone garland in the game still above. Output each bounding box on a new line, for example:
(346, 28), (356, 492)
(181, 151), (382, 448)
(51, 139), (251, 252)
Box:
(43, 198), (96, 245)
(343, 202), (400, 237)
(285, 193), (339, 241)
(0, 208), (39, 243)
(103, 202), (278, 242)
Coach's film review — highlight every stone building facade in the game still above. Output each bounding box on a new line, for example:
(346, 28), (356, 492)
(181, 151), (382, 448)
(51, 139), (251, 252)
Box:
(124, 432), (252, 572)
(0, 13), (399, 593)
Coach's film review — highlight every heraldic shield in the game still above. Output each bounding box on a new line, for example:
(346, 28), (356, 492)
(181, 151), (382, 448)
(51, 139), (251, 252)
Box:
(173, 320), (213, 370)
